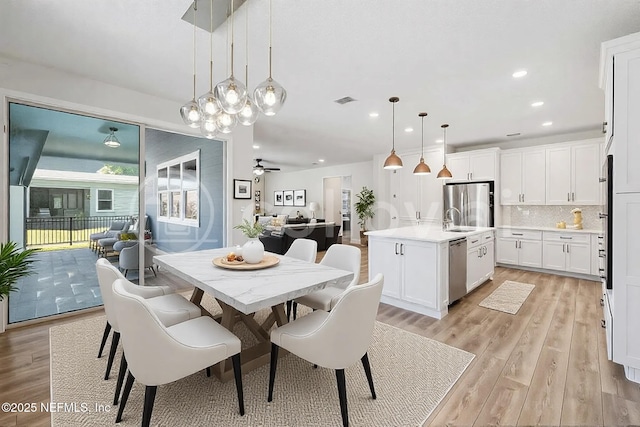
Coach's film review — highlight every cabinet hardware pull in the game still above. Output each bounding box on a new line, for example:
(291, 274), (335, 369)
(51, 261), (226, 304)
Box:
(512, 233), (523, 236)
(483, 246), (487, 255)
(602, 121), (607, 134)
(567, 193), (570, 202)
(601, 319), (606, 328)
(478, 248), (482, 257)
(598, 235), (604, 239)
(600, 298), (604, 307)
(599, 268), (605, 272)
(567, 244), (570, 253)
(559, 236), (572, 240)
(518, 240), (521, 249)
(471, 239), (479, 244)
(485, 235), (491, 239)
(599, 177), (607, 183)
(572, 192), (575, 201)
(599, 213), (608, 219)
(400, 243), (404, 255)
(562, 244), (565, 253)
(395, 243), (399, 255)
(515, 241), (518, 249)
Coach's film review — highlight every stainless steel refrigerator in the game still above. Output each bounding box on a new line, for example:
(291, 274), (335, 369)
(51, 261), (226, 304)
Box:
(443, 181), (494, 227)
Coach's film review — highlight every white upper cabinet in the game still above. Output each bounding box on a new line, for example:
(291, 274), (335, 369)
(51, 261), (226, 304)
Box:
(447, 148), (499, 182)
(500, 149), (546, 205)
(545, 140), (601, 205)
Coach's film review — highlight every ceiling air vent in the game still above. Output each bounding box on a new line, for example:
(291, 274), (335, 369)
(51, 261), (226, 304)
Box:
(334, 96), (357, 105)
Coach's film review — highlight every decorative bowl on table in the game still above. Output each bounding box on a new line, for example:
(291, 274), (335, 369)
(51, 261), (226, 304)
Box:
(212, 255), (280, 270)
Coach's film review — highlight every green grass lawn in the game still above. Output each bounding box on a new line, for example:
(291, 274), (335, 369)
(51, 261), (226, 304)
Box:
(26, 227), (104, 248)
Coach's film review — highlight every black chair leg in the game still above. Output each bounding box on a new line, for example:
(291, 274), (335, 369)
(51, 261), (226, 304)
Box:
(151, 266), (157, 277)
(231, 354), (245, 416)
(123, 269), (128, 277)
(292, 302), (298, 320)
(361, 352), (376, 399)
(115, 371), (135, 423)
(113, 353), (128, 405)
(142, 385), (157, 427)
(98, 322), (112, 358)
(206, 367), (211, 377)
(286, 300), (292, 321)
(104, 331), (120, 380)
(335, 368), (349, 427)
(268, 343), (279, 402)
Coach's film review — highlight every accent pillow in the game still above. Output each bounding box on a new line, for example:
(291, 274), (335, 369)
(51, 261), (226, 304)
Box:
(119, 232), (137, 241)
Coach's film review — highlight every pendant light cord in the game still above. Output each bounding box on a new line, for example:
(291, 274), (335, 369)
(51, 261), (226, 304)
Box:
(392, 101), (396, 151)
(209, 0), (213, 91)
(245, 1), (249, 86)
(230, 0), (235, 77)
(442, 126), (447, 164)
(268, 0), (273, 79)
(192, 0), (198, 100)
(420, 115), (424, 158)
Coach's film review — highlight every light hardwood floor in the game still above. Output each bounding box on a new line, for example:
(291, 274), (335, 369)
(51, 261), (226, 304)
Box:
(1, 245), (639, 426)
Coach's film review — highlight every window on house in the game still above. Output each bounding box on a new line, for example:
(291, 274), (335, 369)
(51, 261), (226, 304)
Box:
(96, 189), (114, 211)
(157, 151), (199, 226)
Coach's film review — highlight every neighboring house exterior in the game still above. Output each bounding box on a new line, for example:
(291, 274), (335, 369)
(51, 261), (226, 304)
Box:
(29, 169), (139, 217)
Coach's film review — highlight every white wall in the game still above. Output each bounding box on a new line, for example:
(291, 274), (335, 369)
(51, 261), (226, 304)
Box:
(264, 160), (374, 243)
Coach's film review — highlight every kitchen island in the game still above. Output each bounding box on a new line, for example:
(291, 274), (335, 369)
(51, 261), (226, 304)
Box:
(366, 225), (495, 319)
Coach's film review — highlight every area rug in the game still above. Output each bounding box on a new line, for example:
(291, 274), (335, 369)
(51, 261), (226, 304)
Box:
(50, 312), (474, 426)
(479, 280), (536, 314)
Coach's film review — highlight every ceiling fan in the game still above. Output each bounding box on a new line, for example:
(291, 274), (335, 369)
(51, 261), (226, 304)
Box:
(253, 158), (281, 176)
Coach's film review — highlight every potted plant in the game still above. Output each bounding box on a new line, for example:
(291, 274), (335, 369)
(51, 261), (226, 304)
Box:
(354, 186), (375, 245)
(0, 241), (38, 302)
(233, 219), (265, 264)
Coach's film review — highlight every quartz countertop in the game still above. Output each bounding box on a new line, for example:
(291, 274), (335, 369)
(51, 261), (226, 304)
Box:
(365, 225), (494, 243)
(497, 225), (602, 234)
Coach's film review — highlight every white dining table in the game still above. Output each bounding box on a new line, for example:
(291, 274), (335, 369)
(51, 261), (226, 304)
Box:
(153, 247), (354, 381)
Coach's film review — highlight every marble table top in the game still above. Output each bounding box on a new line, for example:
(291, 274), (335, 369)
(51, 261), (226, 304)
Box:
(154, 248), (354, 314)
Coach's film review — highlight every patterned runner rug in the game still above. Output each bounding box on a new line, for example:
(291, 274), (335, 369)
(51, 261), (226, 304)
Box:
(479, 280), (536, 314)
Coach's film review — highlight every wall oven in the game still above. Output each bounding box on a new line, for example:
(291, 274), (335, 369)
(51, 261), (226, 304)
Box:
(600, 154), (613, 289)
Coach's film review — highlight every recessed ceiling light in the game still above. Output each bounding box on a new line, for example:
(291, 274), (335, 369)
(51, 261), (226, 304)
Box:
(319, 159), (325, 163)
(542, 121), (553, 126)
(512, 70), (528, 78)
(369, 112), (379, 118)
(252, 144), (260, 149)
(531, 101), (544, 107)
(435, 139), (443, 143)
(404, 127), (414, 133)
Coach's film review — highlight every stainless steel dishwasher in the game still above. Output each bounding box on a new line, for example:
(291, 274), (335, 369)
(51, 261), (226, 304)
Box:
(449, 238), (467, 304)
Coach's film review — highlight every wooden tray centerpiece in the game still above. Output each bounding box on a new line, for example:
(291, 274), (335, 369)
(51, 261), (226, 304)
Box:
(212, 255), (280, 271)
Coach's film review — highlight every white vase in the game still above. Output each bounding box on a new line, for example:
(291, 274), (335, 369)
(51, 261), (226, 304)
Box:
(242, 238), (264, 264)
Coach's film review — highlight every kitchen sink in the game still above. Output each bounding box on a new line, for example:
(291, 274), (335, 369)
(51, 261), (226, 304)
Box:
(445, 227), (476, 233)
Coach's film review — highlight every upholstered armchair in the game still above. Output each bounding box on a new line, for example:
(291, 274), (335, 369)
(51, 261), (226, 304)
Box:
(90, 220), (129, 253)
(112, 279), (244, 426)
(269, 274), (384, 427)
(291, 244), (361, 320)
(95, 259), (201, 405)
(118, 243), (156, 277)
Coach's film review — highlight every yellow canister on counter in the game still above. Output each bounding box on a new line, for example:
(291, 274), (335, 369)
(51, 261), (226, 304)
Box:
(556, 221), (566, 229)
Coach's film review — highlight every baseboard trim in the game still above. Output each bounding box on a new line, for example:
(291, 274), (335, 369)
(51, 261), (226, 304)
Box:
(496, 263), (600, 281)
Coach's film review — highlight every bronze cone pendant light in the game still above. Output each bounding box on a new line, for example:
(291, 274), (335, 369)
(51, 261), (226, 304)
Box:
(437, 124), (453, 179)
(413, 112), (431, 175)
(383, 97), (403, 170)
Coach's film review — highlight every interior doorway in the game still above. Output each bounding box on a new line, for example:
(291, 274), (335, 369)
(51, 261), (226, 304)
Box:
(323, 175), (352, 244)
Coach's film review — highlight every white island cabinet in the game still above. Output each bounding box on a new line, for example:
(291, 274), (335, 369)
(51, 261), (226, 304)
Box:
(367, 226), (495, 319)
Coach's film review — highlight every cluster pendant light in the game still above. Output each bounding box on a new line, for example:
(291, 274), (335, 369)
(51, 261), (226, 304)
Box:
(180, 0), (286, 136)
(413, 112), (431, 175)
(383, 97), (403, 170)
(437, 124), (453, 179)
(103, 127), (121, 148)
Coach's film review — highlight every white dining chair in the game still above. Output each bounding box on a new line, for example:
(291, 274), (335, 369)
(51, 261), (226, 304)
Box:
(112, 278), (244, 427)
(95, 258), (201, 405)
(291, 244), (361, 320)
(283, 238), (318, 320)
(268, 273), (383, 427)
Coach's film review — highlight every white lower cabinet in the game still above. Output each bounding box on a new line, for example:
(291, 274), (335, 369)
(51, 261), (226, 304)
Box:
(466, 232), (495, 292)
(542, 232), (591, 274)
(496, 229), (542, 268)
(368, 237), (440, 313)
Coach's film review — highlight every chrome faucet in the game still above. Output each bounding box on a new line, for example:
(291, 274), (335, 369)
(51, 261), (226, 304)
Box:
(443, 207), (462, 230)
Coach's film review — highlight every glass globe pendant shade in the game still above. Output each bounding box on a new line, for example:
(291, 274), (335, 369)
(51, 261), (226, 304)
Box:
(200, 117), (219, 139)
(180, 100), (201, 128)
(215, 110), (238, 134)
(197, 91), (221, 117)
(253, 78), (287, 116)
(214, 77), (248, 114)
(238, 98), (259, 126)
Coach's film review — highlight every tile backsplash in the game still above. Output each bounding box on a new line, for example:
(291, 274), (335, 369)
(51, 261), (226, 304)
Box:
(500, 205), (603, 231)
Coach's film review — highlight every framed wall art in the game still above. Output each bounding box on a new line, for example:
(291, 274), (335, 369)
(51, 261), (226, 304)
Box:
(293, 189), (306, 207)
(233, 179), (251, 199)
(274, 190), (284, 206)
(283, 190), (294, 206)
